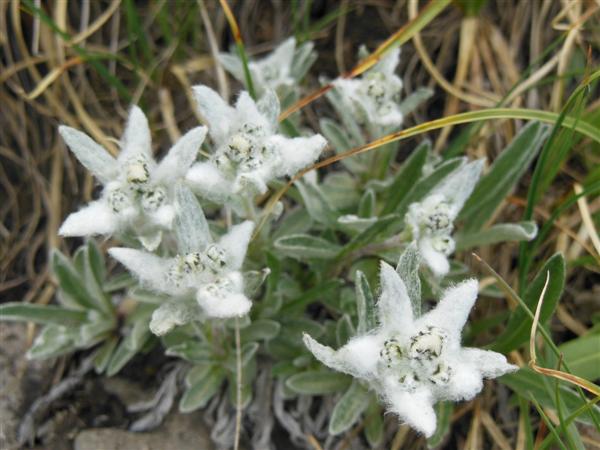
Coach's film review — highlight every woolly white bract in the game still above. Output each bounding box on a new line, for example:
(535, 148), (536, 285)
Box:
(405, 159), (484, 276)
(303, 261), (517, 437)
(186, 86), (327, 214)
(109, 185), (256, 333)
(58, 106), (207, 250)
(333, 47), (404, 127)
(218, 37), (316, 96)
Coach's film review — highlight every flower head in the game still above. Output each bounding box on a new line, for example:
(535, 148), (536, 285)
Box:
(109, 185), (256, 333)
(303, 261), (516, 437)
(405, 159), (484, 276)
(186, 86), (326, 213)
(58, 106), (207, 250)
(333, 48), (404, 127)
(219, 38), (316, 96)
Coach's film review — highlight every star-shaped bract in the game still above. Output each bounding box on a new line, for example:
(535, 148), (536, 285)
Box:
(109, 184), (255, 333)
(303, 261), (517, 437)
(186, 86), (326, 213)
(333, 48), (404, 127)
(405, 159), (484, 276)
(219, 37), (314, 96)
(58, 106), (207, 250)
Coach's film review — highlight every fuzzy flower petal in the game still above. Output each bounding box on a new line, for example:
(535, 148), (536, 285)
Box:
(119, 105), (152, 161)
(58, 126), (118, 184)
(108, 247), (169, 291)
(59, 201), (118, 236)
(302, 333), (382, 379)
(218, 221), (255, 270)
(192, 85), (236, 145)
(187, 86), (326, 213)
(303, 257), (517, 438)
(153, 126), (207, 182)
(196, 272), (251, 318)
(377, 262), (414, 333)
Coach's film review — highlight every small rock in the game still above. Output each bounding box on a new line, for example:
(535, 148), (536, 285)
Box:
(0, 323), (53, 450)
(74, 410), (214, 450)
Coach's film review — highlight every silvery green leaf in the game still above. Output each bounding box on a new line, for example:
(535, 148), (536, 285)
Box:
(382, 140), (430, 214)
(336, 315), (355, 348)
(338, 214), (400, 257)
(319, 118), (363, 173)
(79, 318), (115, 346)
(179, 366), (225, 413)
(285, 370), (351, 395)
(27, 325), (76, 360)
(355, 270), (376, 334)
(274, 234), (341, 260)
(272, 207), (313, 240)
(460, 122), (549, 231)
(166, 341), (214, 363)
(396, 243), (422, 317)
(0, 303), (87, 326)
(398, 87), (434, 116)
(243, 269), (271, 297)
(364, 398), (383, 447)
(82, 242), (113, 315)
(358, 189), (376, 218)
(455, 221), (538, 250)
(58, 126), (118, 184)
(329, 381), (370, 435)
(240, 319), (281, 341)
(174, 183), (211, 253)
(295, 180), (339, 226)
(52, 249), (97, 310)
(325, 87), (365, 145)
(321, 172), (361, 210)
(290, 40), (317, 81)
(394, 157), (466, 218)
(93, 337), (118, 373)
(337, 215), (378, 233)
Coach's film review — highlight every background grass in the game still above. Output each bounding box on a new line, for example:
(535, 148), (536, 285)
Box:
(1, 0), (599, 449)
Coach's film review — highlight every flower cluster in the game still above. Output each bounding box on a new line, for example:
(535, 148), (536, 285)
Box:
(59, 107), (207, 250)
(304, 261), (517, 436)
(186, 87), (326, 214)
(405, 159), (484, 276)
(334, 47), (404, 127)
(47, 37), (528, 442)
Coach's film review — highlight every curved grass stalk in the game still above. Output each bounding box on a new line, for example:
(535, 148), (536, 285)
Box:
(279, 0), (451, 121)
(254, 107), (600, 237)
(219, 0), (256, 99)
(529, 273), (600, 397)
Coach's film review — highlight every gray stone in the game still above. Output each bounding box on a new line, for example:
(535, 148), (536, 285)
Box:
(0, 323), (53, 450)
(74, 410), (214, 450)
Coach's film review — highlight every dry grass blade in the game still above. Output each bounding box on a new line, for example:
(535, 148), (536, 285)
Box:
(574, 183), (600, 259)
(279, 0), (451, 121)
(529, 272), (600, 397)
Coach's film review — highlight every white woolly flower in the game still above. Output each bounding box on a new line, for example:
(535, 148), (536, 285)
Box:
(303, 262), (517, 437)
(58, 106), (207, 250)
(405, 159), (484, 276)
(186, 86), (327, 212)
(219, 37), (315, 96)
(109, 185), (256, 333)
(333, 47), (404, 127)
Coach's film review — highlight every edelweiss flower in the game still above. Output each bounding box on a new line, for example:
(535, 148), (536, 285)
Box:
(405, 159), (484, 276)
(109, 185), (255, 333)
(303, 261), (517, 437)
(58, 106), (207, 250)
(186, 86), (326, 212)
(333, 47), (404, 127)
(219, 37), (315, 96)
